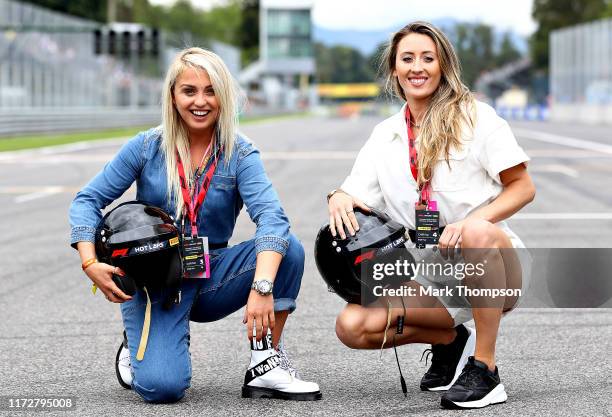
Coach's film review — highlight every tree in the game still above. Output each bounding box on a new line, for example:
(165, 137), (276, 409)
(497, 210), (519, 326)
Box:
(368, 42), (388, 80)
(315, 43), (375, 83)
(452, 23), (496, 88)
(530, 0), (609, 71)
(495, 32), (522, 67)
(21, 0), (107, 22)
(201, 1), (241, 45)
(238, 0), (259, 66)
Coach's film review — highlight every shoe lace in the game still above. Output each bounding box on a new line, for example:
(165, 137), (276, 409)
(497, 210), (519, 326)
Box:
(275, 346), (300, 379)
(420, 348), (433, 367)
(420, 344), (447, 369)
(455, 363), (482, 387)
(119, 346), (131, 367)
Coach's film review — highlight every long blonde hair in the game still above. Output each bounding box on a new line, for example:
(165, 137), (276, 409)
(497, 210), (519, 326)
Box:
(161, 47), (242, 217)
(382, 21), (476, 186)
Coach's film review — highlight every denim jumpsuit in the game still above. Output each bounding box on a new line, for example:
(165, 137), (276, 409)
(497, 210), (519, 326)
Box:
(69, 127), (304, 403)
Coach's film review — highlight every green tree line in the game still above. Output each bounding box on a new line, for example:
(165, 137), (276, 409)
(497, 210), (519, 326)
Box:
(316, 23), (522, 89)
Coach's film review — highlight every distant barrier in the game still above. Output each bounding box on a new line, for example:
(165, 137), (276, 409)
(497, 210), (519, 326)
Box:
(0, 107), (160, 137)
(495, 105), (549, 121)
(549, 103), (612, 125)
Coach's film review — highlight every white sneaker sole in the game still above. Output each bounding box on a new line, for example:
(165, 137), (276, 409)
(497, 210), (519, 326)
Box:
(441, 383), (508, 409)
(242, 385), (322, 401)
(425, 326), (476, 392)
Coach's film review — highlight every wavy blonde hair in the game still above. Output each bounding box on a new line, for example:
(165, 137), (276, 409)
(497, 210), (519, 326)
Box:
(161, 47), (242, 217)
(382, 21), (476, 186)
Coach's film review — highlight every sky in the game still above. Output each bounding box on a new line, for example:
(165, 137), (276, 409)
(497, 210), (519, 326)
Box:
(150, 0), (537, 36)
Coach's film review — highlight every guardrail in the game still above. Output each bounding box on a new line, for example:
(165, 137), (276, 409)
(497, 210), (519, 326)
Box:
(495, 105), (549, 121)
(0, 107), (161, 137)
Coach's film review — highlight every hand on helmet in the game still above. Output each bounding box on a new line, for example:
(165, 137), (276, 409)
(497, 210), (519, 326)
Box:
(437, 220), (465, 260)
(84, 262), (132, 303)
(328, 191), (371, 239)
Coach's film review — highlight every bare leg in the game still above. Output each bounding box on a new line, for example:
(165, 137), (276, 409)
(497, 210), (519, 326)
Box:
(460, 219), (522, 371)
(271, 310), (289, 347)
(335, 283), (457, 350)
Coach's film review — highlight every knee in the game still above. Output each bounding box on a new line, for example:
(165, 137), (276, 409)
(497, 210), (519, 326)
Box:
(286, 233), (305, 264)
(461, 218), (497, 249)
(282, 234), (305, 272)
(335, 305), (366, 349)
(133, 371), (189, 404)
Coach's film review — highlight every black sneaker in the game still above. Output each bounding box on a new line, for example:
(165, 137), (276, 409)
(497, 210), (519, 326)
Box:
(440, 356), (507, 409)
(420, 324), (475, 391)
(115, 331), (132, 390)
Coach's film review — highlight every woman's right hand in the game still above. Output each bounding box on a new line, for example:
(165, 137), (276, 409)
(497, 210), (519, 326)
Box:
(84, 262), (132, 303)
(328, 191), (371, 239)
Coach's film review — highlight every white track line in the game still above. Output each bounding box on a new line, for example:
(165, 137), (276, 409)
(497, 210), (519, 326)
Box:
(262, 151), (359, 160)
(1, 149), (609, 165)
(14, 186), (63, 203)
(0, 137), (130, 161)
(0, 185), (135, 203)
(0, 151), (361, 163)
(526, 149), (612, 158)
(513, 128), (612, 155)
(0, 186), (80, 193)
(1, 185), (610, 220)
(512, 212), (612, 220)
(529, 164), (579, 178)
(0, 150), (603, 165)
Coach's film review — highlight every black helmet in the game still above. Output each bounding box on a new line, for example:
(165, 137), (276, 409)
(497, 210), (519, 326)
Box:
(95, 201), (182, 305)
(315, 207), (411, 304)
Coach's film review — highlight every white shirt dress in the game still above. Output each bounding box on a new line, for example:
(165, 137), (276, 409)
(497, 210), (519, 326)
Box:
(341, 101), (532, 325)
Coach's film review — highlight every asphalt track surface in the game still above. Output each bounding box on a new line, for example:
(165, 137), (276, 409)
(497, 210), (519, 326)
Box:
(0, 115), (611, 416)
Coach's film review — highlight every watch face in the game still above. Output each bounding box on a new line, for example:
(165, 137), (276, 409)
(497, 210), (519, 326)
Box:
(258, 281), (272, 294)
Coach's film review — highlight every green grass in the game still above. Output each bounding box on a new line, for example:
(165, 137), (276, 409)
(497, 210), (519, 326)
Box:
(0, 126), (150, 152)
(0, 112), (310, 152)
(239, 111), (309, 124)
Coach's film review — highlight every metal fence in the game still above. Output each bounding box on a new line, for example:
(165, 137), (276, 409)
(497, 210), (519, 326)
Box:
(550, 18), (612, 124)
(550, 18), (612, 105)
(0, 0), (165, 109)
(0, 0), (243, 136)
(0, 107), (160, 136)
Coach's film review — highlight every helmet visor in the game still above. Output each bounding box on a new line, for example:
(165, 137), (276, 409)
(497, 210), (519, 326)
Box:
(108, 223), (176, 245)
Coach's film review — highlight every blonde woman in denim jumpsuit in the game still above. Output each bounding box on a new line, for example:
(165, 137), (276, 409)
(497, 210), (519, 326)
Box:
(69, 48), (321, 403)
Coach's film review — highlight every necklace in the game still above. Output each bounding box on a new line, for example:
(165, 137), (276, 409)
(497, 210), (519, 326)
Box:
(193, 140), (213, 179)
(410, 119), (421, 128)
(193, 154), (211, 180)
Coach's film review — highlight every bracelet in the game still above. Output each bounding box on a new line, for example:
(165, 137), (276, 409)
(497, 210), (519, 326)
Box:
(81, 258), (98, 271)
(326, 188), (346, 202)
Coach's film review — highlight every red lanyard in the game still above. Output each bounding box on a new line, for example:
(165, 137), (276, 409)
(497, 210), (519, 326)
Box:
(176, 144), (219, 236)
(405, 105), (430, 205)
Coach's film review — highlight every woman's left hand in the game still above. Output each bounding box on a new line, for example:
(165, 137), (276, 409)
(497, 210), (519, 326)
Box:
(437, 219), (466, 260)
(243, 291), (275, 342)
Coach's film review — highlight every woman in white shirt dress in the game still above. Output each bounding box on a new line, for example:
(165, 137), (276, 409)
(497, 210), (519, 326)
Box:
(327, 21), (535, 409)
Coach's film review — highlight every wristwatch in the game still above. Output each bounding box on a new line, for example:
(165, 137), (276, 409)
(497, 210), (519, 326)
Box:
(327, 188), (346, 202)
(251, 279), (274, 296)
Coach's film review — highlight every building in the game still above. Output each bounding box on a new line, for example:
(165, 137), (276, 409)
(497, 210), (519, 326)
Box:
(240, 0), (316, 110)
